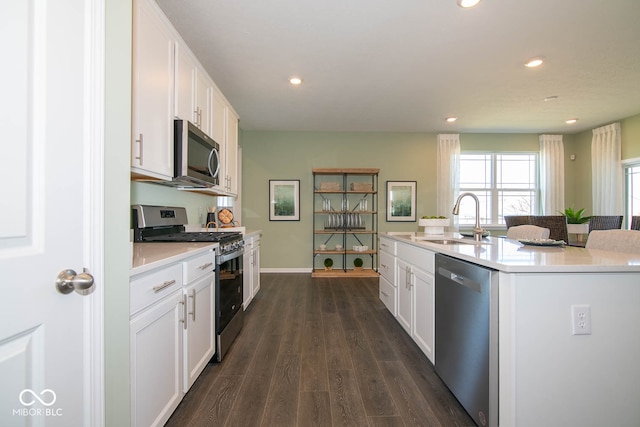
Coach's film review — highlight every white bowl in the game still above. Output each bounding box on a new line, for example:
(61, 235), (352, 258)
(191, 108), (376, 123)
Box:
(335, 245), (343, 250)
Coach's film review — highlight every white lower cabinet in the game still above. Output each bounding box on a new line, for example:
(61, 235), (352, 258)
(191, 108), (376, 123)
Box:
(243, 234), (261, 309)
(395, 241), (435, 363)
(379, 237), (397, 316)
(411, 265), (434, 361)
(182, 252), (215, 391)
(396, 259), (413, 334)
(130, 249), (215, 427)
(130, 289), (184, 427)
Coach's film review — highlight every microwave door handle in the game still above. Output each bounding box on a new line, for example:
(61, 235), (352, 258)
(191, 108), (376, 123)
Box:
(208, 147), (220, 179)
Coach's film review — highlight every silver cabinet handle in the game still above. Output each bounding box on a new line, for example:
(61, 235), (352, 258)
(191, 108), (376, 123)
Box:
(180, 294), (188, 330)
(188, 289), (196, 322)
(152, 279), (176, 293)
(381, 290), (389, 297)
(198, 262), (213, 270)
(381, 263), (387, 269)
(405, 266), (410, 288)
(135, 133), (143, 164)
(56, 268), (95, 296)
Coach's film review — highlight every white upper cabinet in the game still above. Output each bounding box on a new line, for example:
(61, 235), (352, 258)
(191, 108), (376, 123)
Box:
(175, 45), (213, 136)
(131, 0), (176, 180)
(212, 89), (239, 196)
(225, 107), (239, 195)
(174, 43), (196, 123)
(132, 0), (239, 196)
(194, 68), (213, 135)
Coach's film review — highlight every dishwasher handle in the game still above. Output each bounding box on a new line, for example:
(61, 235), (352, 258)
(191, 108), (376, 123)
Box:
(437, 267), (481, 293)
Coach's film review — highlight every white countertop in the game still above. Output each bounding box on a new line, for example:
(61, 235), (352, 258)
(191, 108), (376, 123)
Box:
(131, 242), (217, 276)
(382, 232), (640, 273)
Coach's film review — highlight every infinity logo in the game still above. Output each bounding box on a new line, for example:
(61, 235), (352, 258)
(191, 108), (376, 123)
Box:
(19, 389), (57, 407)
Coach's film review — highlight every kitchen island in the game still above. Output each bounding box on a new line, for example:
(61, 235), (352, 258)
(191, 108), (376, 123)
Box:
(381, 232), (640, 427)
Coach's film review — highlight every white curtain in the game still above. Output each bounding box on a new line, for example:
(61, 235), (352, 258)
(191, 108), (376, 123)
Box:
(592, 123), (623, 215)
(539, 134), (565, 214)
(436, 134), (460, 223)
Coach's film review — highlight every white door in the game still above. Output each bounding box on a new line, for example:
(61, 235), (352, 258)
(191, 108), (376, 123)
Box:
(0, 1), (103, 426)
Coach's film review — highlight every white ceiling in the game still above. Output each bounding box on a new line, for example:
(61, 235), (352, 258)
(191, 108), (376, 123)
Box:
(156, 0), (640, 134)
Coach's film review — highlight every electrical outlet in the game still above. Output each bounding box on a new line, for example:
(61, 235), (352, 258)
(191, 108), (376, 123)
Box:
(571, 304), (591, 335)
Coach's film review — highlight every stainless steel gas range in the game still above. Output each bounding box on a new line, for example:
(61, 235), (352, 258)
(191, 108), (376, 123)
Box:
(132, 204), (244, 362)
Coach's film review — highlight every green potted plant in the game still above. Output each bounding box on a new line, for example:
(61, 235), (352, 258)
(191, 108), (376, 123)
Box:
(323, 258), (333, 271)
(418, 215), (450, 234)
(353, 257), (364, 271)
(561, 208), (591, 234)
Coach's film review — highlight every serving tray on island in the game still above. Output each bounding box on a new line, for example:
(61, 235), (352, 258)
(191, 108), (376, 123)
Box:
(518, 238), (566, 247)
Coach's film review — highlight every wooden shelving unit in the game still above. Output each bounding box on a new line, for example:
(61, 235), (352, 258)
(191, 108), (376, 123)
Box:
(312, 168), (379, 278)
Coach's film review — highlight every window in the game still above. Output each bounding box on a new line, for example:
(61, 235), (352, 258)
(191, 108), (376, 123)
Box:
(624, 161), (640, 224)
(458, 153), (538, 226)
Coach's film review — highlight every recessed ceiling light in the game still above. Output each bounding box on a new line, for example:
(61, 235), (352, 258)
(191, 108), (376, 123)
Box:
(544, 96), (558, 102)
(445, 117), (458, 123)
(457, 0), (481, 8)
(566, 118), (578, 124)
(525, 57), (544, 68)
(289, 77), (302, 85)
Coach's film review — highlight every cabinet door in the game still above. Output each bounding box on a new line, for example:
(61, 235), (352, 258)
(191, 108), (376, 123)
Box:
(195, 67), (212, 134)
(183, 273), (215, 391)
(252, 240), (260, 297)
(211, 90), (239, 195)
(412, 267), (435, 363)
(130, 291), (184, 427)
(379, 274), (397, 316)
(379, 250), (396, 283)
(225, 108), (239, 194)
(242, 241), (253, 309)
(396, 259), (412, 334)
(174, 43), (196, 122)
(131, 0), (175, 179)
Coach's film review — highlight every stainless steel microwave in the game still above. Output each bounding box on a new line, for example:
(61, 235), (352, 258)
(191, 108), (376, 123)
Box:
(174, 120), (220, 188)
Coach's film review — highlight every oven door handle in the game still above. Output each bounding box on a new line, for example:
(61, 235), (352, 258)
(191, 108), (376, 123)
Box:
(216, 248), (244, 264)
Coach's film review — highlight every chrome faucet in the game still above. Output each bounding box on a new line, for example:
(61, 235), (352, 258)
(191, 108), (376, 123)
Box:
(453, 192), (485, 242)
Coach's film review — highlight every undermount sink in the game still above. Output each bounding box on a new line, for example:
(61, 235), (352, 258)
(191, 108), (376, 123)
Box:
(427, 239), (475, 245)
(412, 236), (489, 245)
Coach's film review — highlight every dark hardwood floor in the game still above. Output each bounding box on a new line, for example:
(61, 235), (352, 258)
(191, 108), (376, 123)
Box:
(166, 273), (475, 427)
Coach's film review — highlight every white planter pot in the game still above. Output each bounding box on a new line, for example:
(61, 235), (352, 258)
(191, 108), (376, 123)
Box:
(567, 223), (589, 234)
(419, 218), (450, 235)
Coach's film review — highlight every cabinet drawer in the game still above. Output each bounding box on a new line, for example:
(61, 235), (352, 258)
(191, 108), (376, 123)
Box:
(397, 242), (435, 273)
(131, 263), (183, 316)
(379, 276), (397, 317)
(183, 251), (215, 284)
(379, 250), (396, 283)
(379, 237), (397, 255)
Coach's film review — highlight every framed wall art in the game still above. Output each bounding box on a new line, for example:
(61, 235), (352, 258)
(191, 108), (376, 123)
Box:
(386, 181), (417, 221)
(269, 179), (300, 221)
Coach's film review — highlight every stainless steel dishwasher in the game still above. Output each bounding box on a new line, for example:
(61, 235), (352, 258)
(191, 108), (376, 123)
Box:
(435, 253), (498, 427)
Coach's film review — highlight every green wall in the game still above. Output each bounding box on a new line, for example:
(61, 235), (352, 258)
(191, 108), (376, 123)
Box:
(105, 0), (133, 424)
(563, 114), (640, 214)
(240, 115), (640, 270)
(131, 181), (218, 225)
(240, 131), (536, 269)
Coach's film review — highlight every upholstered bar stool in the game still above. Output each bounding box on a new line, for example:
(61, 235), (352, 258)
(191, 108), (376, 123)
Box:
(585, 230), (640, 254)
